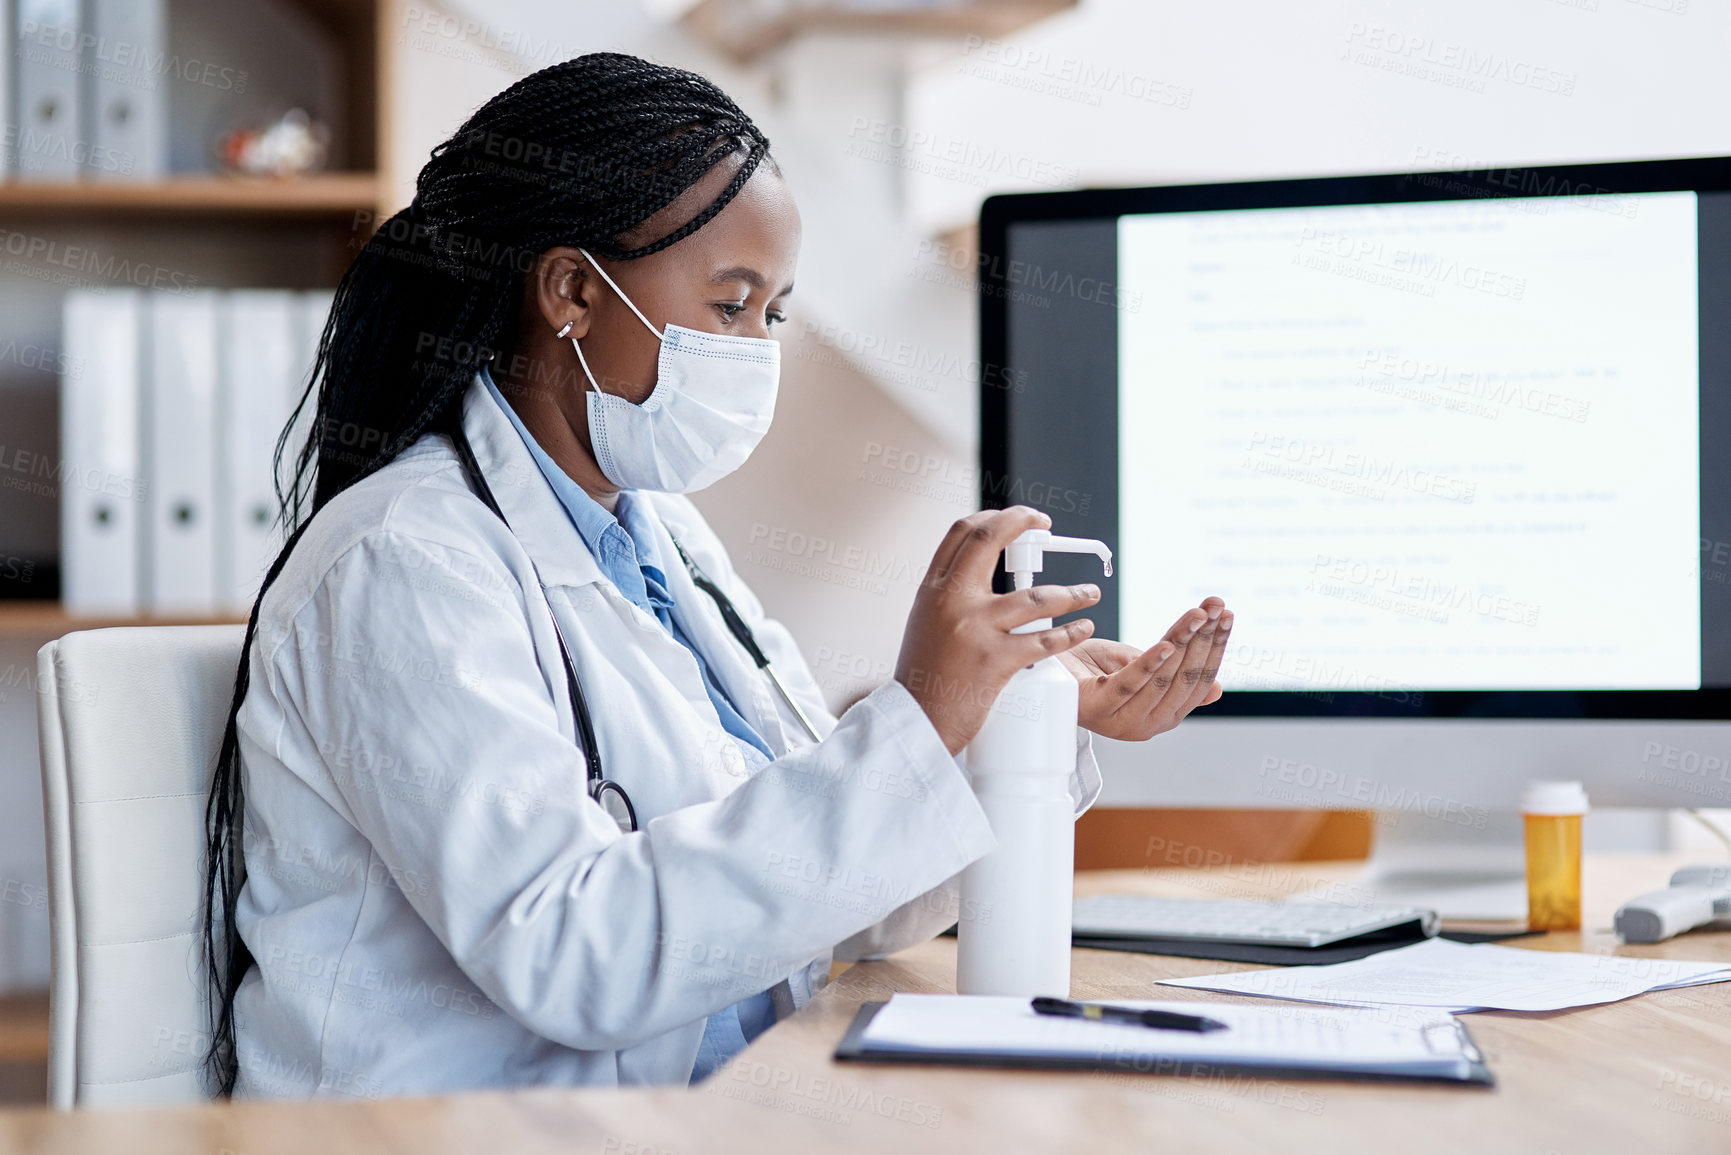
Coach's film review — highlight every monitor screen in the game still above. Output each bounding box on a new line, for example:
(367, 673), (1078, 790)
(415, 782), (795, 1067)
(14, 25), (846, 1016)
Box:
(981, 158), (1731, 718)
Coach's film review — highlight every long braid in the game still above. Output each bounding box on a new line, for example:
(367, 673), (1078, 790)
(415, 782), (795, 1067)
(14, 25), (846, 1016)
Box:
(203, 52), (773, 1097)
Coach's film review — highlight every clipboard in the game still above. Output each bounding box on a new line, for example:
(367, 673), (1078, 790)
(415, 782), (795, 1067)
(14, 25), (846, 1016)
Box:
(834, 999), (1495, 1087)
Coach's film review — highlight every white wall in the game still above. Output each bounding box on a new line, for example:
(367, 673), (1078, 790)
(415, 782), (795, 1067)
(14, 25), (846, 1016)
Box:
(904, 0), (1731, 232)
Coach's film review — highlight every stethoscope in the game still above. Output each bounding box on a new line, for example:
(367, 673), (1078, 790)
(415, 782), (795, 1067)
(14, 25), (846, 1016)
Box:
(449, 421), (824, 834)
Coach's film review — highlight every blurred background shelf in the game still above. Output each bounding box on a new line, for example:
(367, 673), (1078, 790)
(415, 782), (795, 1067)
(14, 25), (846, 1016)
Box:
(0, 174), (384, 218)
(0, 603), (246, 637)
(0, 0), (395, 653)
(0, 993), (48, 1106)
(682, 0), (1077, 63)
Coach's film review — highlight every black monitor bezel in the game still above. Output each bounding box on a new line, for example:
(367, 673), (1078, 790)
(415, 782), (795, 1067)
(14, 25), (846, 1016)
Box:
(979, 155), (1731, 720)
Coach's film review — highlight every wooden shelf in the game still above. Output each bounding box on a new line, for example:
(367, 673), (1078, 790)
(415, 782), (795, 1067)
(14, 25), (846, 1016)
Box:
(0, 994), (48, 1064)
(0, 173), (383, 219)
(0, 603), (246, 637)
(684, 0), (1078, 62)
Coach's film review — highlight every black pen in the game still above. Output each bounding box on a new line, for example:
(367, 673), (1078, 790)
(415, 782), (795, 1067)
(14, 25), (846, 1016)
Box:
(1031, 996), (1228, 1033)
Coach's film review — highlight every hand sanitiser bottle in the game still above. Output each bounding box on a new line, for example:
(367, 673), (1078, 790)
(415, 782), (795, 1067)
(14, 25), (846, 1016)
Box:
(957, 529), (1113, 997)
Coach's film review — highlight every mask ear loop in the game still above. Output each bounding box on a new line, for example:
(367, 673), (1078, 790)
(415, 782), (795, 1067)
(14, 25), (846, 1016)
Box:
(577, 247), (664, 340)
(564, 247), (665, 397)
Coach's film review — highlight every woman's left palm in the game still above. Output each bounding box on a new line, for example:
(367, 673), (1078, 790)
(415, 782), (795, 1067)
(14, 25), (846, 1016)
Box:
(1056, 598), (1231, 742)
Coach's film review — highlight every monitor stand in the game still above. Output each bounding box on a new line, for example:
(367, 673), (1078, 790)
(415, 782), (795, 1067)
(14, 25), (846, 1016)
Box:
(1323, 809), (1529, 922)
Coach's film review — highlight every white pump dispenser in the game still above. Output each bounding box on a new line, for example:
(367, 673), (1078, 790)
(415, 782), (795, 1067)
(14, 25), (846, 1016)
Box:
(957, 529), (1113, 997)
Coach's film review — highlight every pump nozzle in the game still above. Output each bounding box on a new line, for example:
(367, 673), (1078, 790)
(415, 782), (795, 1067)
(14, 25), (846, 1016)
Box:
(1004, 529), (1114, 591)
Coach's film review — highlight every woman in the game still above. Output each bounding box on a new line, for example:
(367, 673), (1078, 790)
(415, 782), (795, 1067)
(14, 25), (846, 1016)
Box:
(203, 52), (1232, 1099)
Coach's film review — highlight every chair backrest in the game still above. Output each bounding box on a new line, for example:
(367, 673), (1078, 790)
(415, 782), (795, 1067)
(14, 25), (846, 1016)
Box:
(36, 625), (246, 1108)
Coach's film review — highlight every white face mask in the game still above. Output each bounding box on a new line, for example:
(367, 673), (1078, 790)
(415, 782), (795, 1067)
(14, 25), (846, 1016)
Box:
(568, 246), (780, 493)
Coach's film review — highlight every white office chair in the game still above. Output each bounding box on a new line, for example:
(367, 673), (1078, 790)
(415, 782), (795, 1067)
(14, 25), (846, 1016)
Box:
(36, 625), (246, 1108)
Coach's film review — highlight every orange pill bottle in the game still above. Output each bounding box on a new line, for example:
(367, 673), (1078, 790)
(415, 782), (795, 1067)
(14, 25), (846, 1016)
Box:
(1522, 780), (1588, 932)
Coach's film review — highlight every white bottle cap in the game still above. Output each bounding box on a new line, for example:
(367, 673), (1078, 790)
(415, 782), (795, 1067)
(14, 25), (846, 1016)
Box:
(1521, 779), (1589, 816)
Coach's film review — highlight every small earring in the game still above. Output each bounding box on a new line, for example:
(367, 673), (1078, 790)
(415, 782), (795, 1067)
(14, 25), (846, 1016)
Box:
(555, 320), (575, 339)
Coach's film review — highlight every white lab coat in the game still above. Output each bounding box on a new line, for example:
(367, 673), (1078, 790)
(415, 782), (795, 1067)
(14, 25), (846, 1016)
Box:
(231, 371), (1101, 1099)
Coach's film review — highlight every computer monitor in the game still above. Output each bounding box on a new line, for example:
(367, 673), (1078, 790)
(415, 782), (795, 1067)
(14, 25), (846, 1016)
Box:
(979, 157), (1731, 900)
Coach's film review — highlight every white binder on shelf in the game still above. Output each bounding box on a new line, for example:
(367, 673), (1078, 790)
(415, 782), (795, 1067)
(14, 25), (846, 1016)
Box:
(0, 0), (13, 177)
(144, 292), (219, 615)
(84, 0), (165, 181)
(59, 290), (143, 616)
(217, 291), (295, 616)
(15, 0), (81, 181)
(284, 290), (333, 500)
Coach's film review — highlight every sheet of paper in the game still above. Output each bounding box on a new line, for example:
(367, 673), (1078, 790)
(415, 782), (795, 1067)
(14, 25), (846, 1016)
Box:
(1157, 938), (1731, 1012)
(859, 993), (1471, 1072)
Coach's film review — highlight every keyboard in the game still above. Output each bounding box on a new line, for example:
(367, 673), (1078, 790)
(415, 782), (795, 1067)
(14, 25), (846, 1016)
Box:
(1071, 895), (1441, 948)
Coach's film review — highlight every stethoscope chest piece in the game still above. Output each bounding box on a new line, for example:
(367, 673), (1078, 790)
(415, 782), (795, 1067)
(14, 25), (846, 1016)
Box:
(592, 779), (637, 834)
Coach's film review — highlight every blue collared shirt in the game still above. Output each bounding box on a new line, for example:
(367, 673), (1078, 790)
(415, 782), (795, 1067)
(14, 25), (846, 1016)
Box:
(479, 367), (778, 1082)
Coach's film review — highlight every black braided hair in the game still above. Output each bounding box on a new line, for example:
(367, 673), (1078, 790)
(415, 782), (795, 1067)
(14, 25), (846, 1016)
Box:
(202, 52), (774, 1097)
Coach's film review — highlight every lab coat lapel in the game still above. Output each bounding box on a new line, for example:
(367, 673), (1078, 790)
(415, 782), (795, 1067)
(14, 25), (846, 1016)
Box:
(458, 372), (603, 591)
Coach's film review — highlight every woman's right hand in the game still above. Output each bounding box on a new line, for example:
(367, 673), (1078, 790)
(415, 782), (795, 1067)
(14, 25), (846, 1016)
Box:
(894, 506), (1102, 755)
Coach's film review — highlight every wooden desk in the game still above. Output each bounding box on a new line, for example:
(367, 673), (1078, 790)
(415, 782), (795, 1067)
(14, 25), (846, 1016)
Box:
(4, 854), (1729, 1154)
